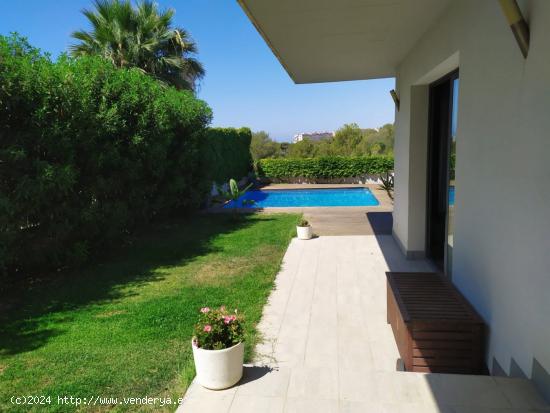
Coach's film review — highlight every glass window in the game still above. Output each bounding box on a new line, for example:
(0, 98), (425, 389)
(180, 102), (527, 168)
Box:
(446, 78), (459, 275)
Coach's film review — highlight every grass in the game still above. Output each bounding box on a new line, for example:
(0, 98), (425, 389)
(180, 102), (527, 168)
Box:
(0, 213), (300, 412)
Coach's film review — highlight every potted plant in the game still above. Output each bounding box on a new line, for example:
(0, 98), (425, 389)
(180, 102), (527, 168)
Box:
(296, 219), (313, 240)
(192, 306), (244, 390)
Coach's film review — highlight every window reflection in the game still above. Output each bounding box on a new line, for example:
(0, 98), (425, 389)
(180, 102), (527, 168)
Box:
(447, 78), (459, 275)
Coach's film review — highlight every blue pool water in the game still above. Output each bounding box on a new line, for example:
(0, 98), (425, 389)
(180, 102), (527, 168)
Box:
(224, 188), (379, 208)
(449, 186), (455, 206)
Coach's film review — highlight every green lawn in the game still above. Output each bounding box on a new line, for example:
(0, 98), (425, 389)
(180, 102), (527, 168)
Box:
(0, 213), (300, 412)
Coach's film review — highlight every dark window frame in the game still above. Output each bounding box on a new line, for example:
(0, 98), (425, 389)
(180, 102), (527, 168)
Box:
(425, 69), (459, 272)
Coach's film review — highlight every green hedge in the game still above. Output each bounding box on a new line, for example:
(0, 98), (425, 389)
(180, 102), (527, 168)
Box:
(257, 156), (394, 179)
(199, 127), (252, 185)
(0, 35), (212, 275)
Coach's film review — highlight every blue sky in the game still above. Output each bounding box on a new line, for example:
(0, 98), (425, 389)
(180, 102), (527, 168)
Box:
(0, 0), (395, 142)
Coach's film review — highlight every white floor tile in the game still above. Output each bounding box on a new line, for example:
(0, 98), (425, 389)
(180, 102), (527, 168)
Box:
(178, 236), (549, 413)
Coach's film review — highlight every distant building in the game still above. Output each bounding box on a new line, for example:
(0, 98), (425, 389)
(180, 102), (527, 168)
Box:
(293, 131), (334, 143)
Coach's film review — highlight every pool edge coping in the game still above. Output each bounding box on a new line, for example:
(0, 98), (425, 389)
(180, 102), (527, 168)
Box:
(204, 184), (393, 214)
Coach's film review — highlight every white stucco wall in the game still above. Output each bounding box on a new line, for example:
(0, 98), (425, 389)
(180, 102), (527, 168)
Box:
(393, 0), (550, 395)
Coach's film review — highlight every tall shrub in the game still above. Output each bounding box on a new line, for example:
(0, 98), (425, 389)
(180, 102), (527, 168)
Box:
(199, 127), (252, 186)
(0, 34), (212, 275)
(257, 156), (394, 180)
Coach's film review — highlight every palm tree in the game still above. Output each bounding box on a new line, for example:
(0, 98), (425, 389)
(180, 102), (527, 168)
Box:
(70, 0), (205, 91)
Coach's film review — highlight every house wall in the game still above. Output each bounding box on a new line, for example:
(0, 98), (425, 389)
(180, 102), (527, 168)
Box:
(393, 0), (550, 398)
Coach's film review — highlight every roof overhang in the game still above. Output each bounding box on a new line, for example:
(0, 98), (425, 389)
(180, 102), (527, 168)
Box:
(237, 0), (451, 84)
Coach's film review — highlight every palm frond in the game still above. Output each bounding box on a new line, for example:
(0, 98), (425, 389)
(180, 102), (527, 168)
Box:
(70, 0), (204, 90)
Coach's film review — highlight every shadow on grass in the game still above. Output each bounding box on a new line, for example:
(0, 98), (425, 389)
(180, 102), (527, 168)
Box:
(0, 214), (262, 356)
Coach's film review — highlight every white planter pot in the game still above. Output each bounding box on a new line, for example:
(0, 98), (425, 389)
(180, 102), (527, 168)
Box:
(192, 341), (244, 390)
(297, 225), (313, 240)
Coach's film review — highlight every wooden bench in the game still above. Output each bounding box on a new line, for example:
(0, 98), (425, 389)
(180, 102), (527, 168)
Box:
(386, 272), (485, 374)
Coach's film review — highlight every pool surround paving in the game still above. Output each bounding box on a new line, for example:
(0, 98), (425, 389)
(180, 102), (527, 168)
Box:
(208, 184), (393, 236)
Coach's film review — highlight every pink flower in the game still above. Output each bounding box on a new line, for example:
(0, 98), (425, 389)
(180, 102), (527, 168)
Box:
(203, 325), (212, 332)
(224, 315), (237, 324)
(200, 307), (210, 313)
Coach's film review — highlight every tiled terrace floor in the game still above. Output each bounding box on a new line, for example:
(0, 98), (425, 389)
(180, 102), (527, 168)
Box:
(177, 236), (550, 413)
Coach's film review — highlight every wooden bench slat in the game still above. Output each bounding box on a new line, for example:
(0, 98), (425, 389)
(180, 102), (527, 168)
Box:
(412, 348), (471, 358)
(413, 357), (473, 367)
(413, 339), (474, 349)
(413, 331), (473, 340)
(386, 272), (485, 374)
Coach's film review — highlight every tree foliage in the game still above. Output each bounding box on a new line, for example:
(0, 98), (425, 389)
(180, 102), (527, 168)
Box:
(331, 123), (364, 155)
(250, 124), (394, 162)
(0, 34), (212, 275)
(250, 131), (282, 162)
(71, 0), (205, 91)
(287, 138), (317, 158)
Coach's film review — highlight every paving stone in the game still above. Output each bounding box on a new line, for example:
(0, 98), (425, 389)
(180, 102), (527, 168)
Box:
(177, 236), (549, 413)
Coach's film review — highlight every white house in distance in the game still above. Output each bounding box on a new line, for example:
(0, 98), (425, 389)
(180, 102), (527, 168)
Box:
(238, 0), (550, 401)
(293, 131), (334, 143)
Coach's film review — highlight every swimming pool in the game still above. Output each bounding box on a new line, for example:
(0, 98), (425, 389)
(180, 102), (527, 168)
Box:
(223, 188), (379, 208)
